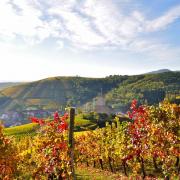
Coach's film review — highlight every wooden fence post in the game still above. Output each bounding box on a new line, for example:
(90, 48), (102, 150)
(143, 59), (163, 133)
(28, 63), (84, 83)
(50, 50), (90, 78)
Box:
(69, 108), (75, 179)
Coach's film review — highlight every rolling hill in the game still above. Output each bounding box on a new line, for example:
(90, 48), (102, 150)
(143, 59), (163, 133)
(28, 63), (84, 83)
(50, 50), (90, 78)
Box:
(0, 82), (23, 90)
(0, 76), (127, 112)
(145, 69), (171, 74)
(105, 72), (180, 111)
(0, 72), (179, 115)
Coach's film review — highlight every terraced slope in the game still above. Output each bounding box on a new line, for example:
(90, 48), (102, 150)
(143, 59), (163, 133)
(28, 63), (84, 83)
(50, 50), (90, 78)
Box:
(0, 76), (127, 112)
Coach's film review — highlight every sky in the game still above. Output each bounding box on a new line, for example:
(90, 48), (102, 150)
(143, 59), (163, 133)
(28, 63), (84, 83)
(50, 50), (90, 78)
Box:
(0, 0), (180, 81)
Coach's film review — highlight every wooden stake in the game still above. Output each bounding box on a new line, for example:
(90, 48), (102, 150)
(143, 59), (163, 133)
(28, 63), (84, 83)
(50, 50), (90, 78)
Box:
(69, 108), (75, 179)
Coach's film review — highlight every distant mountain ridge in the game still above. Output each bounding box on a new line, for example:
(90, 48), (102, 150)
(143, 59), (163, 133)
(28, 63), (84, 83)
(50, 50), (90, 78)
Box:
(145, 69), (171, 74)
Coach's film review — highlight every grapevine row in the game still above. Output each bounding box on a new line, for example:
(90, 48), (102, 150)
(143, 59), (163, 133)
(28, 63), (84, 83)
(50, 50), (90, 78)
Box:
(75, 100), (180, 179)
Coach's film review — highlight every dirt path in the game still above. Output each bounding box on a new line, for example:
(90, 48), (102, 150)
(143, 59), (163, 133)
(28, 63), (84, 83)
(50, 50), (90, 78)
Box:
(75, 165), (128, 180)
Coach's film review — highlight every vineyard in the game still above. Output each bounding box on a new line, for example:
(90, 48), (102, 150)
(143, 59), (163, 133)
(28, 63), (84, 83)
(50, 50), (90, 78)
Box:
(0, 100), (180, 179)
(3, 123), (39, 137)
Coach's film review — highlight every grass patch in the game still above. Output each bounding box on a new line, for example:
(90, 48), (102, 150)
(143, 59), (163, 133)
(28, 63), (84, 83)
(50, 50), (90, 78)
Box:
(73, 114), (97, 131)
(4, 123), (39, 137)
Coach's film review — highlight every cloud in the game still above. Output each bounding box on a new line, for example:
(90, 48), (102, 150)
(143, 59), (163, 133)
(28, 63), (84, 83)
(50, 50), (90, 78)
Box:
(0, 0), (179, 54)
(48, 6), (106, 48)
(81, 1), (144, 42)
(145, 5), (180, 32)
(127, 38), (180, 62)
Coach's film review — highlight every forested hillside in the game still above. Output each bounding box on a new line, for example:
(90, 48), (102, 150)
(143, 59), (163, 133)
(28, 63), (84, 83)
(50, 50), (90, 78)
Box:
(0, 72), (179, 113)
(105, 72), (180, 112)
